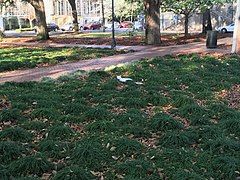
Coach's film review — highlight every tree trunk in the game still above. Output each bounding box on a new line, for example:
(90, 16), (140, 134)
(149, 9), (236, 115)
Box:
(144, 0), (161, 45)
(101, 0), (105, 32)
(202, 9), (212, 34)
(28, 0), (49, 40)
(68, 0), (79, 32)
(232, 0), (240, 53)
(184, 13), (189, 37)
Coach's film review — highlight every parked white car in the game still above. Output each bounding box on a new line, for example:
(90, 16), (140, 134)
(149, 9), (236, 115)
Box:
(61, 23), (83, 31)
(61, 23), (74, 31)
(104, 22), (120, 29)
(134, 21), (144, 31)
(216, 23), (234, 33)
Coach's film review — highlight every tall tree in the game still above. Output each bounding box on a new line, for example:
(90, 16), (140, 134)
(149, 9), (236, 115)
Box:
(24, 0), (49, 40)
(67, 0), (79, 32)
(202, 9), (212, 34)
(101, 0), (105, 32)
(162, 0), (204, 36)
(232, 0), (240, 53)
(144, 0), (161, 44)
(201, 0), (229, 34)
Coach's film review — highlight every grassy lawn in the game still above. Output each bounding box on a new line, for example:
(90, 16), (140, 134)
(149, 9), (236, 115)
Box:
(0, 47), (125, 72)
(0, 54), (240, 179)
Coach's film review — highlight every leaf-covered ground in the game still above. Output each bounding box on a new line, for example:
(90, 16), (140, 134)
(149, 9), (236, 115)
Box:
(0, 47), (125, 72)
(0, 54), (240, 179)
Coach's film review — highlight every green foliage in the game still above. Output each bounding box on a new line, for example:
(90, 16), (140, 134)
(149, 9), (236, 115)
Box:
(8, 153), (53, 176)
(112, 138), (143, 157)
(0, 165), (10, 180)
(71, 138), (111, 170)
(47, 125), (75, 140)
(0, 108), (22, 122)
(84, 106), (111, 120)
(159, 130), (198, 148)
(86, 120), (117, 133)
(115, 160), (159, 179)
(22, 121), (47, 131)
(0, 141), (26, 164)
(0, 127), (32, 142)
(151, 113), (184, 132)
(39, 140), (70, 158)
(52, 165), (94, 180)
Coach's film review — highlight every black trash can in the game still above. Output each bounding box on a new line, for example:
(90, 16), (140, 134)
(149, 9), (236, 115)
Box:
(206, 30), (218, 48)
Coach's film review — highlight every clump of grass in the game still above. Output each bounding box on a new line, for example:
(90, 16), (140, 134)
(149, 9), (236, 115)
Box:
(121, 125), (151, 138)
(115, 109), (146, 126)
(112, 138), (143, 157)
(188, 125), (222, 142)
(150, 113), (184, 132)
(31, 108), (61, 120)
(0, 127), (32, 142)
(115, 160), (159, 179)
(0, 141), (26, 164)
(8, 153), (53, 176)
(71, 138), (111, 170)
(84, 106), (111, 120)
(0, 108), (22, 122)
(178, 104), (211, 125)
(172, 95), (195, 108)
(211, 156), (240, 179)
(172, 170), (203, 180)
(201, 137), (240, 154)
(63, 103), (88, 116)
(47, 125), (75, 140)
(0, 165), (11, 180)
(59, 115), (84, 123)
(221, 118), (240, 137)
(86, 120), (116, 133)
(22, 121), (47, 131)
(52, 165), (94, 180)
(159, 130), (198, 148)
(39, 140), (70, 158)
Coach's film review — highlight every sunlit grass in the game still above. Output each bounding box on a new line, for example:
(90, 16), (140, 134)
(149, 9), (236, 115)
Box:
(0, 47), (126, 72)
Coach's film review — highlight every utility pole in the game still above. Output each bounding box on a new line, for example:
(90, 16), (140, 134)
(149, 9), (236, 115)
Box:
(232, 0), (240, 53)
(111, 0), (116, 49)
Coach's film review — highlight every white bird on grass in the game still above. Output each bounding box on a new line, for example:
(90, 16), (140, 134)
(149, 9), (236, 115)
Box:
(117, 76), (133, 83)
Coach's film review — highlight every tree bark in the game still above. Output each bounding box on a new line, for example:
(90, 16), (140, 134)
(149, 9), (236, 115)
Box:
(28, 0), (49, 40)
(232, 0), (240, 53)
(202, 9), (212, 34)
(101, 0), (105, 32)
(68, 0), (79, 32)
(144, 0), (161, 45)
(184, 13), (189, 37)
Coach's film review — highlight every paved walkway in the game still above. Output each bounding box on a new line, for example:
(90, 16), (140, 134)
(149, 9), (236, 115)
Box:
(0, 37), (232, 84)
